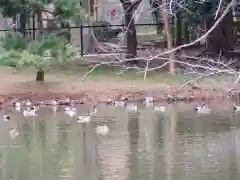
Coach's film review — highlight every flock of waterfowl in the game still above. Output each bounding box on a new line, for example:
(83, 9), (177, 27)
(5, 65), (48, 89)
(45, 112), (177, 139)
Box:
(3, 96), (240, 138)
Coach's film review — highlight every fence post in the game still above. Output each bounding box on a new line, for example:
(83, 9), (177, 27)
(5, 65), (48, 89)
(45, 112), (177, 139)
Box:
(80, 22), (84, 56)
(80, 0), (84, 56)
(32, 14), (35, 40)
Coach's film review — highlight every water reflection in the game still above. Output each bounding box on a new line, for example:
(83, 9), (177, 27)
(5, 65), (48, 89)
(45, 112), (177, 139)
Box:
(0, 105), (240, 180)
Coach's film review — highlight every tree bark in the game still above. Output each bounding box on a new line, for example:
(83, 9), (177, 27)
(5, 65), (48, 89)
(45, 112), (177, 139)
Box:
(120, 0), (142, 66)
(36, 69), (44, 82)
(205, 7), (234, 54)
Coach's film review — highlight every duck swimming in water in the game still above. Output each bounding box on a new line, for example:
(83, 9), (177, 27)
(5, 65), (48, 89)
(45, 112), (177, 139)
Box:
(195, 104), (211, 114)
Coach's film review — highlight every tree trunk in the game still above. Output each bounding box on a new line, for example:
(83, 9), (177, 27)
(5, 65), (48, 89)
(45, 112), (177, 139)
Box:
(120, 0), (139, 66)
(175, 11), (182, 46)
(205, 8), (234, 54)
(36, 69), (44, 82)
(162, 0), (175, 74)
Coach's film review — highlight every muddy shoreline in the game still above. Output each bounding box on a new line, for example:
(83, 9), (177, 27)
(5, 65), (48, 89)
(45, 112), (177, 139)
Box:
(0, 86), (239, 105)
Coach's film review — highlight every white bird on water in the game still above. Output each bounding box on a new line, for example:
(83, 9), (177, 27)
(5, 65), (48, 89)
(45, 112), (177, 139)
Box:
(96, 125), (109, 135)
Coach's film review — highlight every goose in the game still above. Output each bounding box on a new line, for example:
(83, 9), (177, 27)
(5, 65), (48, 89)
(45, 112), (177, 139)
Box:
(195, 105), (211, 114)
(77, 115), (91, 123)
(126, 104), (138, 112)
(96, 125), (109, 135)
(154, 105), (166, 112)
(9, 128), (19, 138)
(23, 107), (37, 117)
(233, 105), (240, 112)
(3, 114), (10, 122)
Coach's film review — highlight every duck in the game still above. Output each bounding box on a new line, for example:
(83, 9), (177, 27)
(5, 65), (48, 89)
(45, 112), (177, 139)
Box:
(77, 115), (91, 123)
(113, 101), (125, 107)
(154, 105), (166, 112)
(60, 96), (72, 105)
(233, 105), (240, 112)
(25, 100), (32, 106)
(9, 128), (19, 138)
(96, 125), (109, 135)
(89, 106), (97, 116)
(31, 105), (39, 111)
(195, 104), (211, 114)
(64, 107), (76, 117)
(126, 103), (138, 112)
(3, 114), (10, 122)
(144, 96), (154, 104)
(13, 100), (21, 107)
(51, 99), (58, 106)
(23, 107), (37, 116)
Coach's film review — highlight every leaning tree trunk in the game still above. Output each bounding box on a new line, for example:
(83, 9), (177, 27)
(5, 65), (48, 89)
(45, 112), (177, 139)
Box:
(205, 7), (234, 54)
(120, 0), (139, 66)
(36, 69), (44, 82)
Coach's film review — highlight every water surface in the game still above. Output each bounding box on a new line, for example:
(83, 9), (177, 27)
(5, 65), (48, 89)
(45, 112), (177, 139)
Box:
(0, 104), (240, 180)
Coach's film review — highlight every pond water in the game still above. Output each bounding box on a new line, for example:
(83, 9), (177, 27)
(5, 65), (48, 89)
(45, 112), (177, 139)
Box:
(0, 104), (240, 180)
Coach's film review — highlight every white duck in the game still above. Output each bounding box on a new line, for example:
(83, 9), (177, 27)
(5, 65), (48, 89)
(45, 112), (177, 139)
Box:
(51, 99), (58, 106)
(25, 100), (32, 106)
(23, 107), (37, 116)
(233, 105), (240, 112)
(126, 104), (138, 112)
(195, 104), (211, 114)
(64, 107), (76, 117)
(9, 128), (20, 138)
(114, 101), (125, 107)
(77, 115), (91, 123)
(154, 105), (166, 112)
(96, 125), (109, 135)
(144, 96), (154, 104)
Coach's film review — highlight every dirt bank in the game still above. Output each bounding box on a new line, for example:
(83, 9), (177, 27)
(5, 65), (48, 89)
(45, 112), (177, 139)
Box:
(0, 67), (239, 105)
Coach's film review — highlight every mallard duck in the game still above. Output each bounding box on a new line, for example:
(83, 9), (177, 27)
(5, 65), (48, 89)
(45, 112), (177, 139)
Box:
(96, 125), (109, 135)
(126, 104), (138, 111)
(3, 114), (10, 122)
(23, 108), (37, 116)
(77, 115), (91, 123)
(9, 128), (19, 138)
(233, 105), (240, 112)
(195, 105), (211, 114)
(154, 105), (165, 112)
(113, 101), (125, 107)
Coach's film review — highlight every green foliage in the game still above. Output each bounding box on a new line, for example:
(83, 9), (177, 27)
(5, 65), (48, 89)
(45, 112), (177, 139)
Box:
(0, 0), (89, 23)
(0, 31), (30, 50)
(0, 32), (78, 69)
